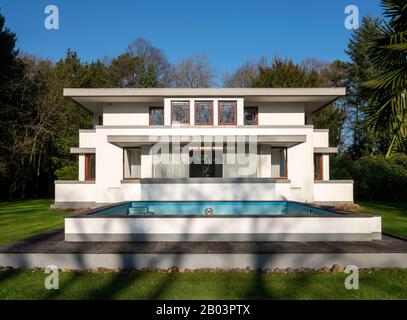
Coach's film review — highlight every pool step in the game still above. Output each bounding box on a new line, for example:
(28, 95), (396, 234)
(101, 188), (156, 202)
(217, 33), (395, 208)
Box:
(128, 206), (154, 215)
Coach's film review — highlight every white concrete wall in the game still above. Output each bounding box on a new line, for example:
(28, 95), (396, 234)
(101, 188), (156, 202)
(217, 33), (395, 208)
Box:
(65, 216), (381, 237)
(55, 182), (96, 202)
(141, 182), (291, 201)
(313, 130), (329, 147)
(121, 183), (142, 201)
(314, 182), (354, 203)
(257, 102), (305, 126)
(103, 103), (151, 126)
(322, 154), (330, 180)
(79, 130), (96, 148)
(78, 155), (85, 181)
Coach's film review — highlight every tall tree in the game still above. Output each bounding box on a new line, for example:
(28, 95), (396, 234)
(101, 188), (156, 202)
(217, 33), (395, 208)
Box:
(170, 54), (214, 88)
(223, 58), (266, 87)
(0, 11), (20, 86)
(252, 57), (321, 88)
(363, 0), (407, 157)
(346, 16), (382, 157)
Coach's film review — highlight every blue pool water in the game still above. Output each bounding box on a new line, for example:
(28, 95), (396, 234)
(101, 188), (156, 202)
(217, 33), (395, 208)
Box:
(92, 201), (337, 216)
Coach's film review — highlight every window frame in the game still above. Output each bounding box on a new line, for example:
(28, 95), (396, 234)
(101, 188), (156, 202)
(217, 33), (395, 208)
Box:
(171, 101), (190, 125)
(194, 100), (214, 125)
(149, 106), (164, 126)
(123, 147), (141, 180)
(314, 153), (323, 180)
(84, 154), (95, 181)
(218, 100), (237, 125)
(244, 106), (259, 125)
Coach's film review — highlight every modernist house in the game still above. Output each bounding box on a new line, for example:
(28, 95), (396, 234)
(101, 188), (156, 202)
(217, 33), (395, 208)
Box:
(54, 88), (354, 209)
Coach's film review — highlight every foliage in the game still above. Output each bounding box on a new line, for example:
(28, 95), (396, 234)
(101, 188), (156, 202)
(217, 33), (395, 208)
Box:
(332, 153), (407, 201)
(170, 54), (214, 88)
(362, 0), (407, 157)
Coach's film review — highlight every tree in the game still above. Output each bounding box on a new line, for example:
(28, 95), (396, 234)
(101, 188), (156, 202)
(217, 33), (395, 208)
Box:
(346, 16), (382, 157)
(252, 57), (322, 88)
(126, 37), (170, 86)
(363, 0), (407, 157)
(170, 54), (214, 88)
(223, 58), (266, 87)
(0, 11), (20, 86)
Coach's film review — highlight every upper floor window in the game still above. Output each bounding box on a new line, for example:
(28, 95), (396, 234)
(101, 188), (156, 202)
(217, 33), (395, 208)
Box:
(244, 107), (258, 125)
(149, 106), (164, 125)
(218, 101), (237, 125)
(195, 101), (213, 125)
(85, 154), (95, 181)
(171, 101), (190, 124)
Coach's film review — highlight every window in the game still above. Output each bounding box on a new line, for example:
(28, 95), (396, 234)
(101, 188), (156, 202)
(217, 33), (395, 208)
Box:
(85, 154), (95, 180)
(124, 148), (141, 179)
(195, 101), (213, 125)
(218, 101), (237, 125)
(314, 154), (323, 180)
(223, 144), (258, 178)
(189, 148), (222, 178)
(149, 107), (164, 125)
(271, 148), (287, 178)
(171, 101), (190, 124)
(244, 107), (258, 125)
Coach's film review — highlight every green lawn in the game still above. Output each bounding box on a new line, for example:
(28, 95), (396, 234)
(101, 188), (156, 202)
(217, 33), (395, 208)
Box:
(356, 201), (407, 238)
(0, 269), (406, 299)
(0, 199), (407, 300)
(0, 199), (72, 245)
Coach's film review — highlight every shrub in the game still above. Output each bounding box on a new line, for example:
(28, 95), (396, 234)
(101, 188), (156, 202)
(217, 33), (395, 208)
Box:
(331, 153), (407, 201)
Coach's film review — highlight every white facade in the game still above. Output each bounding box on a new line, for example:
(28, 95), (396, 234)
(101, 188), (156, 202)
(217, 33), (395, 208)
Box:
(54, 88), (353, 208)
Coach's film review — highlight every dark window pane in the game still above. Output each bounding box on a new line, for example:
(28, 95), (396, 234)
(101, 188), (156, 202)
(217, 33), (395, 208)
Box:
(219, 102), (236, 125)
(244, 107), (258, 125)
(171, 102), (190, 124)
(85, 154), (95, 180)
(195, 102), (213, 125)
(149, 107), (164, 125)
(314, 154), (323, 180)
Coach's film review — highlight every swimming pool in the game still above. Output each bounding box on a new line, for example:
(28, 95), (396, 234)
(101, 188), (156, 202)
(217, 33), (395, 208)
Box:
(92, 201), (336, 216)
(65, 201), (382, 242)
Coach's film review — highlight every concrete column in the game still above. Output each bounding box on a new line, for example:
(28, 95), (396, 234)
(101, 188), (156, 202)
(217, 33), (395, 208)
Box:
(78, 155), (85, 181)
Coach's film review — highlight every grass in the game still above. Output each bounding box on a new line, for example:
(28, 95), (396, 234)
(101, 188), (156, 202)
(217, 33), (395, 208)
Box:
(356, 201), (407, 238)
(0, 199), (72, 245)
(0, 199), (406, 299)
(0, 269), (406, 299)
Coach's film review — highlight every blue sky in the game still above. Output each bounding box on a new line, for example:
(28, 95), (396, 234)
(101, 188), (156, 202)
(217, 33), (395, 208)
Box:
(0, 0), (382, 76)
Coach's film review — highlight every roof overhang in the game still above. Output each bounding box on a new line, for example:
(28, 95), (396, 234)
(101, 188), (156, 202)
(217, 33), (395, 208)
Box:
(64, 88), (346, 114)
(314, 147), (338, 154)
(107, 135), (306, 148)
(70, 147), (96, 154)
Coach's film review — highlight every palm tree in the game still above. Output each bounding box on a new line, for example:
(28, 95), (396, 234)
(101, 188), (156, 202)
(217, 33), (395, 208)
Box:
(363, 0), (407, 157)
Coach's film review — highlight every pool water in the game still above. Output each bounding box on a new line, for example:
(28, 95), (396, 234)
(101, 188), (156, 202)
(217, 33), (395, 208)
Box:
(92, 201), (337, 216)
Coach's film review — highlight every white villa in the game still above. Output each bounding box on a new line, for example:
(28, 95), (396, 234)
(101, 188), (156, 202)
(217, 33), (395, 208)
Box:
(53, 88), (353, 209)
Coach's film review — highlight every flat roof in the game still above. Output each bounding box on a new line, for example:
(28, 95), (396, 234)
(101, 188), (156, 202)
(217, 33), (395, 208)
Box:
(64, 87), (346, 114)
